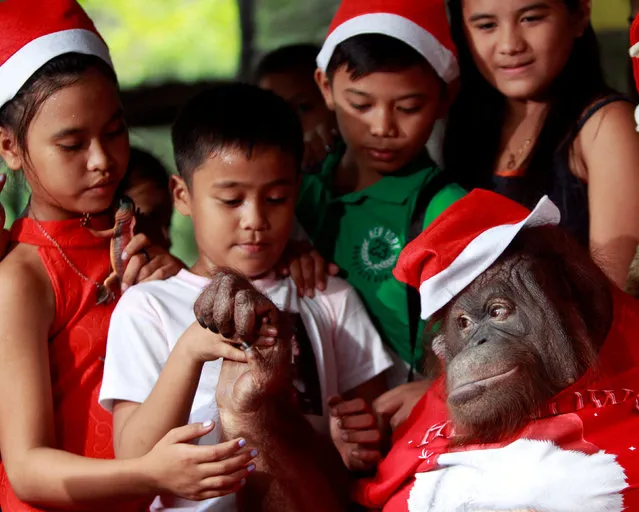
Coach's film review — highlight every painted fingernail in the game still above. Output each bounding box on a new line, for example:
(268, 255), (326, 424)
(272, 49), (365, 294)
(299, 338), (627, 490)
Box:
(202, 420), (214, 429)
(240, 478), (247, 486)
(250, 449), (258, 457)
(238, 439), (247, 448)
(121, 251), (128, 261)
(247, 464), (256, 472)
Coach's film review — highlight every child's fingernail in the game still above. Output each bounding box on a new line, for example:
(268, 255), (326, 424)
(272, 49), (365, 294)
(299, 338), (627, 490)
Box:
(121, 284), (129, 292)
(250, 449), (258, 457)
(122, 251), (129, 261)
(238, 438), (247, 448)
(247, 464), (256, 472)
(202, 420), (214, 429)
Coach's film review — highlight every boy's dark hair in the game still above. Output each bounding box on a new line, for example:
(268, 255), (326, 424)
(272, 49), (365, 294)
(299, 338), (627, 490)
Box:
(0, 53), (117, 156)
(117, 147), (170, 196)
(326, 34), (428, 81)
(254, 43), (320, 83)
(171, 83), (304, 184)
(443, 0), (614, 208)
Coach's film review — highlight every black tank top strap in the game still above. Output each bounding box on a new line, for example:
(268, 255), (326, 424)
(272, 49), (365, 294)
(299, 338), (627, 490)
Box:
(551, 94), (633, 247)
(575, 94), (634, 132)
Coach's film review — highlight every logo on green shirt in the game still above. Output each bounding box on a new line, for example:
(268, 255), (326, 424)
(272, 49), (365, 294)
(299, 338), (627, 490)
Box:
(352, 226), (402, 282)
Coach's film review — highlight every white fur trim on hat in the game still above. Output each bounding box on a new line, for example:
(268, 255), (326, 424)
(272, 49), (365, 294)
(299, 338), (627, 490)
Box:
(418, 195), (560, 320)
(316, 13), (459, 83)
(0, 29), (112, 109)
(407, 438), (627, 512)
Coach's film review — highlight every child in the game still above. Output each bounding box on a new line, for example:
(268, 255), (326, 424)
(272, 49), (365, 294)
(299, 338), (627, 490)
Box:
(98, 83), (394, 511)
(255, 44), (338, 173)
(295, 0), (467, 385)
(0, 1), (252, 509)
(443, 0), (639, 288)
(118, 147), (174, 250)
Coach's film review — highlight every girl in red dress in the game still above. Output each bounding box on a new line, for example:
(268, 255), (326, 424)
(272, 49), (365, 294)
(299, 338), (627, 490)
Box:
(0, 1), (255, 510)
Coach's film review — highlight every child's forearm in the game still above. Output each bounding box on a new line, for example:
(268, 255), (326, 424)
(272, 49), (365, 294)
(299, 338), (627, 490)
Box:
(115, 340), (203, 458)
(9, 446), (153, 509)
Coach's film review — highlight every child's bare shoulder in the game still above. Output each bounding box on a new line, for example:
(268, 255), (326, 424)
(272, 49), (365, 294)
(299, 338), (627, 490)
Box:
(0, 242), (53, 306)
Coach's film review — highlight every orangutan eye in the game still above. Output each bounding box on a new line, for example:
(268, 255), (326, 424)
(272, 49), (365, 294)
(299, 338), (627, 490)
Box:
(488, 303), (511, 320)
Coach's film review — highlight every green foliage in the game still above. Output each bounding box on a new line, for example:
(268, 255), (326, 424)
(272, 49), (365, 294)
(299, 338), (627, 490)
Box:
(255, 0), (338, 53)
(80, 0), (241, 88)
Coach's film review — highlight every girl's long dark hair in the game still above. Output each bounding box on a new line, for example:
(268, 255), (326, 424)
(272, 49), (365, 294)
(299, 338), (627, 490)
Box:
(443, 0), (615, 208)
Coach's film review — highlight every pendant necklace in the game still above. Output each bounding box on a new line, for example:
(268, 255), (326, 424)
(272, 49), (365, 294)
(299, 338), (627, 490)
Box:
(31, 212), (114, 305)
(505, 137), (533, 170)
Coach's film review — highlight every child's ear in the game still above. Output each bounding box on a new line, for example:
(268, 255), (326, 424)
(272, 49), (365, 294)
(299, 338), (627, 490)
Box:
(437, 79), (460, 119)
(574, 0), (591, 37)
(0, 127), (23, 171)
(170, 175), (192, 217)
(315, 68), (335, 111)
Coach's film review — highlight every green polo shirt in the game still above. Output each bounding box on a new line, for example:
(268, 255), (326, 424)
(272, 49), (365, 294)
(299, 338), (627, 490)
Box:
(296, 150), (466, 366)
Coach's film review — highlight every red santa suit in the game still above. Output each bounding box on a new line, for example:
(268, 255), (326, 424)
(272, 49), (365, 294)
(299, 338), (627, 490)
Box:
(356, 190), (639, 511)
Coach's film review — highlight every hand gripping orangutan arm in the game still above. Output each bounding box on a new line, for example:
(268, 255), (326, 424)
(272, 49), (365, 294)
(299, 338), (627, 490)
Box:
(195, 268), (350, 511)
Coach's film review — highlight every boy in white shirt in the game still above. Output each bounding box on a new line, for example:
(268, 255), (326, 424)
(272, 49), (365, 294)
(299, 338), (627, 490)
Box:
(99, 83), (393, 511)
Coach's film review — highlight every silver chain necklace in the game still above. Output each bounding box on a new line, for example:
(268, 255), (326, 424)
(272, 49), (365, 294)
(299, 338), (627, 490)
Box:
(31, 214), (113, 305)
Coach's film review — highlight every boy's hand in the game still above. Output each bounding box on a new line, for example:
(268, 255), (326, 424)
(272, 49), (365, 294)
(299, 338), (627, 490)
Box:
(328, 396), (382, 472)
(373, 380), (431, 431)
(179, 321), (277, 365)
(121, 233), (185, 290)
(276, 240), (339, 298)
(142, 420), (258, 501)
(193, 268), (281, 345)
(0, 175), (9, 259)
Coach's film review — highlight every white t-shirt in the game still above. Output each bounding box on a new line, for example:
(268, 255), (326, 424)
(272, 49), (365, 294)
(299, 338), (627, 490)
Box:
(99, 269), (392, 511)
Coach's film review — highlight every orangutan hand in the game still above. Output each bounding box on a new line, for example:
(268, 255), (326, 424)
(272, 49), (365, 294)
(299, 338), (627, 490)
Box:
(194, 267), (282, 345)
(216, 337), (294, 437)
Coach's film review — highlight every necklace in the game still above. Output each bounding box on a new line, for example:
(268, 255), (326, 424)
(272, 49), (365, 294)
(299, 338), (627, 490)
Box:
(506, 137), (533, 170)
(31, 215), (114, 305)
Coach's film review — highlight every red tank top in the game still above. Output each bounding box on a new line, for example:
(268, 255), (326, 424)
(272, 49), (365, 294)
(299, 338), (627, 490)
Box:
(0, 218), (143, 511)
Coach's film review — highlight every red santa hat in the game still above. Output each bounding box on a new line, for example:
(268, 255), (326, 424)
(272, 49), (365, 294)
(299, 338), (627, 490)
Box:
(629, 16), (639, 131)
(316, 0), (459, 83)
(394, 190), (561, 320)
(0, 0), (112, 110)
